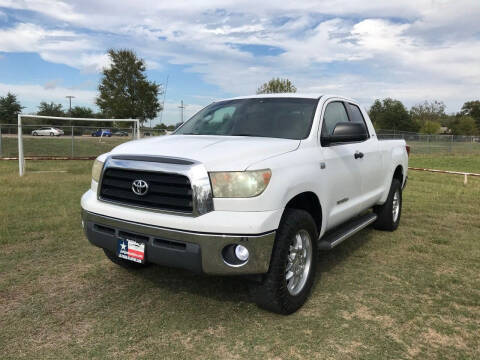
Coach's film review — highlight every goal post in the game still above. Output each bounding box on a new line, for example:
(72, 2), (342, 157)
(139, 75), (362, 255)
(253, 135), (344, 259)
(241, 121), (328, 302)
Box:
(17, 114), (140, 176)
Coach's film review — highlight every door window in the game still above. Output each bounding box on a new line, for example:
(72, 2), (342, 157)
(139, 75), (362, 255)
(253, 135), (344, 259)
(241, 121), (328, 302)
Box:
(322, 101), (349, 136)
(347, 103), (366, 124)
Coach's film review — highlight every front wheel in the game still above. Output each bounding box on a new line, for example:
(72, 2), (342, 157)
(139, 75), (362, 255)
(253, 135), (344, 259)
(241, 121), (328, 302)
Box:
(49, 132), (54, 136)
(249, 209), (318, 314)
(373, 178), (402, 231)
(32, 132), (38, 136)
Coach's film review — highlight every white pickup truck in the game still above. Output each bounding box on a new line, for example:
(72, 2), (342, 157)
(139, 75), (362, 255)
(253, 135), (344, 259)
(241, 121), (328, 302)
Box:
(81, 94), (408, 314)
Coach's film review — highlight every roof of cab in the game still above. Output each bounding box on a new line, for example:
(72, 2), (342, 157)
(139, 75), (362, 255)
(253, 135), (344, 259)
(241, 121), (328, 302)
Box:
(217, 93), (358, 103)
(220, 93), (323, 101)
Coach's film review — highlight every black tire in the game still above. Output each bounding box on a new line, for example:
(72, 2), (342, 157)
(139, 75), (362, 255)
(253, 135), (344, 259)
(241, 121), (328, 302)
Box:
(33, 132), (37, 136)
(249, 209), (318, 314)
(373, 178), (402, 231)
(49, 132), (54, 136)
(103, 249), (148, 269)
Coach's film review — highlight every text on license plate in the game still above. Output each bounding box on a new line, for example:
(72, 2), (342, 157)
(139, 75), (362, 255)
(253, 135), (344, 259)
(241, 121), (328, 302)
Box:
(117, 238), (145, 263)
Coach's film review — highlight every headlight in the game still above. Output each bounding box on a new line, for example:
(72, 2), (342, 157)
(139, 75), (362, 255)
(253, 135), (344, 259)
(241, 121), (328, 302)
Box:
(91, 159), (104, 182)
(209, 169), (272, 198)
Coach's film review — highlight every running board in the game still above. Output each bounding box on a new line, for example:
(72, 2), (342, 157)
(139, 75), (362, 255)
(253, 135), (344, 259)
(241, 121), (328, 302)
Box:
(318, 213), (378, 251)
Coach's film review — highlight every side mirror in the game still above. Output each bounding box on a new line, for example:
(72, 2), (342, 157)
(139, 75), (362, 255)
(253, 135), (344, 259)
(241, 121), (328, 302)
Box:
(321, 122), (368, 146)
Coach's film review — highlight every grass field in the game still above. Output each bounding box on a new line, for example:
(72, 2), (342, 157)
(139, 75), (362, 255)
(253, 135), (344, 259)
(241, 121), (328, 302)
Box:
(1, 157), (479, 359)
(409, 154), (480, 173)
(1, 135), (480, 159)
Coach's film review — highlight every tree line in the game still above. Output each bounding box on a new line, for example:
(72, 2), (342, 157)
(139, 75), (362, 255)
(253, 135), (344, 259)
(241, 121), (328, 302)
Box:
(368, 98), (479, 135)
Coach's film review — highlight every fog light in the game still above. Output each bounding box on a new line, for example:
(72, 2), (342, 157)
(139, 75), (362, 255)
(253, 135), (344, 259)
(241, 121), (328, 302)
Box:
(235, 245), (249, 261)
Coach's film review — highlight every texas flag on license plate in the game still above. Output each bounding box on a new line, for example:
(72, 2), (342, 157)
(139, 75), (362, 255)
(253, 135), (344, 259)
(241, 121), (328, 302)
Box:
(117, 239), (145, 263)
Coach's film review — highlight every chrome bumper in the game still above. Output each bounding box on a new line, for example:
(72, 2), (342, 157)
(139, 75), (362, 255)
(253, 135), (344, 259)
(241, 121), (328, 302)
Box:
(82, 210), (276, 275)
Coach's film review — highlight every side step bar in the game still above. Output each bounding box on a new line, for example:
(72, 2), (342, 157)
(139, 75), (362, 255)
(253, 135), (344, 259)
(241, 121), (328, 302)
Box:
(318, 212), (378, 251)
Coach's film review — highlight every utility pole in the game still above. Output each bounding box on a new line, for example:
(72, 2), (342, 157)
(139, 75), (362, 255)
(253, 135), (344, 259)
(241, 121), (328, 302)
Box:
(178, 100), (185, 123)
(66, 95), (75, 115)
(159, 75), (169, 124)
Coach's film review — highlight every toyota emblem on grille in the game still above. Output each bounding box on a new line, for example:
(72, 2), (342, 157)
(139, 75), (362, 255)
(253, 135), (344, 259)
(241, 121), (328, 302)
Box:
(132, 179), (149, 196)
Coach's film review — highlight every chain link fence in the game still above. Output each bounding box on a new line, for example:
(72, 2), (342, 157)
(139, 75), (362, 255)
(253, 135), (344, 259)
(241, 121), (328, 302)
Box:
(1, 124), (479, 158)
(0, 124), (167, 159)
(376, 130), (480, 154)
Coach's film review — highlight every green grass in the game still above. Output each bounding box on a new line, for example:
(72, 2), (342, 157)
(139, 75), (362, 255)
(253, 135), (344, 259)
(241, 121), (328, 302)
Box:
(1, 159), (479, 359)
(0, 136), (131, 158)
(407, 140), (480, 155)
(409, 154), (480, 173)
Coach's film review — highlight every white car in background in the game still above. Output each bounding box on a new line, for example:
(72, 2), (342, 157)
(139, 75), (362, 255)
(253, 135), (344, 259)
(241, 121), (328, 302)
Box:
(31, 127), (64, 136)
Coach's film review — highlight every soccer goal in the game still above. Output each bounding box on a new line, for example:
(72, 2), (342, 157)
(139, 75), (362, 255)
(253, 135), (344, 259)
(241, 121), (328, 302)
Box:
(17, 114), (140, 176)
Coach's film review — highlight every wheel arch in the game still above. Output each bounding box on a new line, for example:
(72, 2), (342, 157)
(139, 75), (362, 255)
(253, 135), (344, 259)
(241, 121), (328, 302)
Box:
(378, 164), (405, 204)
(393, 165), (404, 185)
(282, 191), (323, 235)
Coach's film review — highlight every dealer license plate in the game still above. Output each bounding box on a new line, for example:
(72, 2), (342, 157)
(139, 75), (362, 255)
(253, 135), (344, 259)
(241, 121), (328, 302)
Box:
(117, 238), (146, 264)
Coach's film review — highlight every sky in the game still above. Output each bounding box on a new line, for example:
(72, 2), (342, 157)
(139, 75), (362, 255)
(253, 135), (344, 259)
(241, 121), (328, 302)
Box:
(0, 0), (479, 125)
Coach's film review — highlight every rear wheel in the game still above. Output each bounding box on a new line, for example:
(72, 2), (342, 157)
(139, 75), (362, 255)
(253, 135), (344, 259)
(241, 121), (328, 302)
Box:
(33, 132), (38, 136)
(249, 209), (318, 314)
(374, 178), (402, 231)
(103, 249), (149, 269)
(49, 132), (54, 136)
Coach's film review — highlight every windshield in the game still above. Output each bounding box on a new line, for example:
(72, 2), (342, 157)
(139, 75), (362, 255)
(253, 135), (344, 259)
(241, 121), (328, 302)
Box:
(175, 98), (318, 140)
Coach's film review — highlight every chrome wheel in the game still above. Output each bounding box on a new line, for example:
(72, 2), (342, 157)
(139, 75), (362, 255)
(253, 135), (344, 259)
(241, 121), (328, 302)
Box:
(285, 229), (312, 296)
(392, 190), (400, 222)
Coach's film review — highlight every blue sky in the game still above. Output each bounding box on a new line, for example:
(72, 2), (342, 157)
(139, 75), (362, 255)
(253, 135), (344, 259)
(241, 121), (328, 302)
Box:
(0, 0), (479, 125)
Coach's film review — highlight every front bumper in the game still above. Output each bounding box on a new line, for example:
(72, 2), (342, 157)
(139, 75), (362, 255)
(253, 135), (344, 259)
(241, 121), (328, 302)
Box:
(82, 210), (276, 275)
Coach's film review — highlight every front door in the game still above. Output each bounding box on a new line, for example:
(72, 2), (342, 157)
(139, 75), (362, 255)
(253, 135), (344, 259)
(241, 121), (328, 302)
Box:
(319, 100), (364, 229)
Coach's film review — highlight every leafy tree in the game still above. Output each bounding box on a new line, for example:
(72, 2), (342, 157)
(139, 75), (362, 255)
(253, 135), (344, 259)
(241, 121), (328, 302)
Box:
(460, 100), (480, 128)
(37, 102), (65, 117)
(419, 120), (441, 134)
(0, 92), (24, 124)
(410, 100), (446, 128)
(257, 78), (297, 94)
(96, 49), (162, 123)
(368, 98), (418, 132)
(450, 116), (478, 135)
(70, 106), (96, 118)
(154, 123), (168, 130)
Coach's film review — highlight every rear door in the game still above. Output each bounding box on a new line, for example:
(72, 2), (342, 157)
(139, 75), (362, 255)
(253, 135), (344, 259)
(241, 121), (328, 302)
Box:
(319, 100), (364, 229)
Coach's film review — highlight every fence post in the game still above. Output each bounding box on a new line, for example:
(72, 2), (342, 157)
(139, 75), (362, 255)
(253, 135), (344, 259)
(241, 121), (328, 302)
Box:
(0, 126), (2, 158)
(71, 125), (74, 158)
(18, 114), (24, 176)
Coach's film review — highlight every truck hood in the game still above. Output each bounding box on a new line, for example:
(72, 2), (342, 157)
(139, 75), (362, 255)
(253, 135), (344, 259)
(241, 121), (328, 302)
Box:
(109, 135), (300, 171)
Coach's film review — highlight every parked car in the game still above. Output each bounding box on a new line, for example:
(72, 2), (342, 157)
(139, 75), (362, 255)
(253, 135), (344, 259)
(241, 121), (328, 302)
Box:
(31, 127), (64, 136)
(81, 94), (409, 314)
(91, 129), (112, 137)
(112, 130), (129, 137)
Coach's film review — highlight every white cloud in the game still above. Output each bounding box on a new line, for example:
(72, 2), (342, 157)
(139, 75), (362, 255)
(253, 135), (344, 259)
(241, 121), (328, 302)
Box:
(0, 1), (479, 111)
(0, 23), (106, 72)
